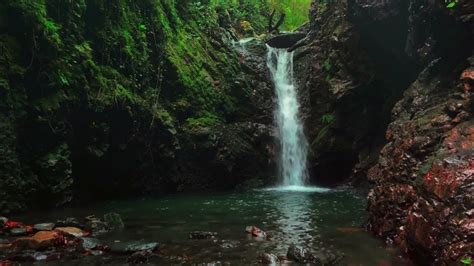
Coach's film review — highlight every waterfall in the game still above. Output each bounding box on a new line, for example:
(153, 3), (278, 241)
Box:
(266, 46), (309, 188)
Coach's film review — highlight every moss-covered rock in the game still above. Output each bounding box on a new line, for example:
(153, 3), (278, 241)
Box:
(0, 0), (274, 212)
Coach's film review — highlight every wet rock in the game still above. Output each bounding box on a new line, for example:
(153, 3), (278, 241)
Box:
(218, 240), (240, 249)
(260, 253), (279, 264)
(79, 237), (103, 250)
(8, 251), (61, 262)
(286, 245), (314, 263)
(103, 213), (124, 231)
(33, 223), (55, 231)
(13, 231), (64, 250)
(127, 250), (152, 264)
(266, 33), (307, 49)
(189, 231), (218, 240)
(245, 226), (267, 238)
(3, 221), (21, 230)
(0, 239), (12, 250)
(0, 217), (8, 227)
(84, 215), (109, 236)
(55, 227), (86, 238)
(56, 218), (82, 228)
(460, 69), (474, 93)
(110, 241), (159, 254)
(9, 227), (29, 236)
(313, 249), (344, 265)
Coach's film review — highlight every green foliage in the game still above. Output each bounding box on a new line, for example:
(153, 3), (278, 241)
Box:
(138, 24), (147, 31)
(321, 113), (336, 125)
(323, 58), (332, 71)
(185, 111), (222, 129)
(445, 0), (458, 8)
(460, 257), (472, 265)
(267, 0), (312, 30)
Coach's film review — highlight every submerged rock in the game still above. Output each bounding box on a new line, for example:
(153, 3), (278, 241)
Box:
(85, 215), (109, 236)
(127, 250), (152, 264)
(33, 223), (55, 231)
(260, 253), (279, 264)
(245, 226), (267, 238)
(79, 237), (103, 250)
(9, 227), (29, 236)
(110, 241), (159, 254)
(7, 251), (62, 262)
(56, 218), (82, 229)
(103, 213), (124, 231)
(286, 245), (314, 263)
(189, 231), (218, 240)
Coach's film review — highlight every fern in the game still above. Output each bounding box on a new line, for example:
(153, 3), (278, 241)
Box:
(321, 114), (335, 125)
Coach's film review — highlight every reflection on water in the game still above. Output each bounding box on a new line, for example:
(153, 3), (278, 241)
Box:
(270, 191), (319, 253)
(13, 188), (411, 265)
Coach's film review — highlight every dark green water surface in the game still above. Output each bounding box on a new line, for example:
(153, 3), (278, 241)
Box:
(15, 188), (412, 265)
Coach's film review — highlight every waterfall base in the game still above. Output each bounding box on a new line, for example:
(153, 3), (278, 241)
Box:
(261, 186), (330, 193)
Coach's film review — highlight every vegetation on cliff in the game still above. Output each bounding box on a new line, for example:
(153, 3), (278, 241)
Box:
(0, 0), (283, 212)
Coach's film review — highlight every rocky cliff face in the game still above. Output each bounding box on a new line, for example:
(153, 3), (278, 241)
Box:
(0, 0), (275, 212)
(300, 0), (473, 263)
(366, 1), (474, 264)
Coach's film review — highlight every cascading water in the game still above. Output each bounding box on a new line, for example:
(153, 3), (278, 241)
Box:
(266, 46), (310, 188)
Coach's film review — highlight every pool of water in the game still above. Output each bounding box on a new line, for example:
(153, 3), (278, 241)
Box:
(12, 187), (412, 265)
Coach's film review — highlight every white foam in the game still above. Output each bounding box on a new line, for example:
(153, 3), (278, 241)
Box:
(261, 186), (331, 193)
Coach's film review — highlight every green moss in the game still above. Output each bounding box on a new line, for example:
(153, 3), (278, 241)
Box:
(185, 111), (222, 129)
(0, 0), (272, 211)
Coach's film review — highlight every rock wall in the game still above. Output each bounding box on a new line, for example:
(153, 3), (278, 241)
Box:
(366, 1), (474, 264)
(300, 0), (473, 263)
(0, 0), (275, 213)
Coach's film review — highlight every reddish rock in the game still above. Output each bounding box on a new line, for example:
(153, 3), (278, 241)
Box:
(460, 69), (474, 93)
(245, 226), (267, 238)
(367, 45), (474, 264)
(406, 212), (436, 250)
(13, 231), (65, 250)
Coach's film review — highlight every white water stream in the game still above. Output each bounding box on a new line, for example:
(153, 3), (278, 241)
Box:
(266, 46), (310, 189)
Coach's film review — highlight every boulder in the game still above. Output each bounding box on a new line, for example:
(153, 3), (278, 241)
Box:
(13, 231), (64, 250)
(188, 231), (218, 240)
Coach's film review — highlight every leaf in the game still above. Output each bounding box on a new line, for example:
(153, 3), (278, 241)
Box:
(446, 2), (456, 8)
(461, 257), (472, 265)
(139, 24), (147, 31)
